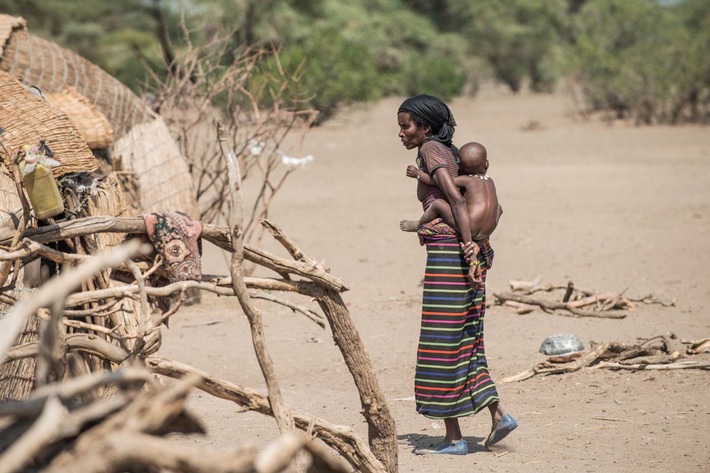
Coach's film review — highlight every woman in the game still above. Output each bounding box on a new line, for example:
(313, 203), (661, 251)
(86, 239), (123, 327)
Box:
(397, 95), (517, 455)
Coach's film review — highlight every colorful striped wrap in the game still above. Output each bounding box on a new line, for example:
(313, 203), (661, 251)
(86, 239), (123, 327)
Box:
(415, 234), (499, 419)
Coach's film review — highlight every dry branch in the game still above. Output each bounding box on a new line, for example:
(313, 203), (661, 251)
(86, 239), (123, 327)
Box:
(0, 367), (149, 418)
(0, 239), (147, 364)
(594, 360), (710, 371)
(0, 396), (68, 473)
(219, 121), (294, 434)
(146, 356), (386, 472)
(502, 335), (710, 383)
(0, 216), (348, 291)
(501, 343), (611, 383)
(494, 291), (627, 318)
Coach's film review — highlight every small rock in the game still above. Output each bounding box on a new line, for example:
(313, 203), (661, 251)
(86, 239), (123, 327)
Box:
(539, 333), (585, 355)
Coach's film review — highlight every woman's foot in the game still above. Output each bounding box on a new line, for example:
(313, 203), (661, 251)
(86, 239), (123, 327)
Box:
(399, 219), (419, 232)
(484, 414), (518, 448)
(414, 439), (468, 455)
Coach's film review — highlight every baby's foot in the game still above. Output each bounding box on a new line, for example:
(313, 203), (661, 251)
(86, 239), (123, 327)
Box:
(399, 220), (418, 232)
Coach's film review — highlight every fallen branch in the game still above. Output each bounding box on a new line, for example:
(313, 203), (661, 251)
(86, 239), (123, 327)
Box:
(500, 343), (611, 383)
(494, 292), (626, 319)
(502, 334), (710, 383)
(594, 360), (710, 371)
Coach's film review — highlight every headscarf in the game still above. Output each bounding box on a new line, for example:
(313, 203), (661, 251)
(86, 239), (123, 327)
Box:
(398, 94), (457, 147)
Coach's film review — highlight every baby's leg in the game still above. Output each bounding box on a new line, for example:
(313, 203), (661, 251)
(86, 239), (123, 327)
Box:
(400, 199), (450, 232)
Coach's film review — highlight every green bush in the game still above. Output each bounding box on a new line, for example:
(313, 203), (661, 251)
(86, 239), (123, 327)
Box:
(251, 26), (381, 123)
(569, 0), (710, 124)
(445, 0), (568, 93)
(401, 54), (466, 101)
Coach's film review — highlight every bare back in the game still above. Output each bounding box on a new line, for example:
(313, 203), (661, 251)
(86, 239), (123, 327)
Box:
(454, 174), (501, 240)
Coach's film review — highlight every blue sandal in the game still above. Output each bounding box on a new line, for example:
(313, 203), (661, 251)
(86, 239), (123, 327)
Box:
(414, 439), (468, 455)
(485, 414), (518, 448)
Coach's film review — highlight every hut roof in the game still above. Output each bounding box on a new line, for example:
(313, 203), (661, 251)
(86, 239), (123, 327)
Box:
(0, 69), (98, 179)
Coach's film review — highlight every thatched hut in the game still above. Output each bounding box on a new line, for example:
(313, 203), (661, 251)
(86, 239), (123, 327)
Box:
(0, 69), (135, 400)
(0, 13), (198, 219)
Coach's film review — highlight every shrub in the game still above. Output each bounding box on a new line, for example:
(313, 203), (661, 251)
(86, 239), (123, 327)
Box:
(569, 0), (710, 124)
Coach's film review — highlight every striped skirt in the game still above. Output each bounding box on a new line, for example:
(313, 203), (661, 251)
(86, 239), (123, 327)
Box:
(415, 239), (499, 419)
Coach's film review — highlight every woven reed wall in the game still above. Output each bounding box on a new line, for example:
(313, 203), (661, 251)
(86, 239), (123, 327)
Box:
(0, 70), (98, 178)
(0, 151), (35, 402)
(46, 86), (114, 150)
(112, 117), (199, 219)
(0, 304), (37, 401)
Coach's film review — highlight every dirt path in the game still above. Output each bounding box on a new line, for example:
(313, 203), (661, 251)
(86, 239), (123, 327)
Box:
(162, 87), (710, 472)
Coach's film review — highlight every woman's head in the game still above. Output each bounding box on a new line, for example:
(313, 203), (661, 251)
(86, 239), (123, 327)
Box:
(397, 95), (456, 148)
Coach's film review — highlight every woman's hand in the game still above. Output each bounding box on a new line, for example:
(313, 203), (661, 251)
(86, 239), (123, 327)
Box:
(460, 241), (480, 263)
(406, 165), (420, 179)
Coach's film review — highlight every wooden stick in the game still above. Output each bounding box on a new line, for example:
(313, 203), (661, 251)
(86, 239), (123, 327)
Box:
(0, 217), (348, 292)
(146, 356), (386, 473)
(0, 239), (92, 263)
(0, 396), (68, 473)
(4, 333), (131, 366)
(503, 300), (536, 314)
(494, 292), (626, 318)
(218, 122), (294, 433)
(500, 343), (611, 383)
(0, 367), (149, 417)
(249, 291), (325, 329)
(44, 375), (202, 471)
(307, 288), (399, 472)
(0, 239), (146, 364)
(255, 431), (351, 473)
(34, 296), (68, 387)
(595, 360), (710, 371)
(0, 140), (30, 290)
(43, 431), (259, 473)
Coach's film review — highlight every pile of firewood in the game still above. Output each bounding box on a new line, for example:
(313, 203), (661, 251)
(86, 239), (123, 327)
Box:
(502, 333), (710, 383)
(494, 279), (675, 319)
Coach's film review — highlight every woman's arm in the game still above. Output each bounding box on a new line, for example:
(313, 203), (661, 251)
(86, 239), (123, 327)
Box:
(406, 165), (433, 185)
(430, 168), (472, 247)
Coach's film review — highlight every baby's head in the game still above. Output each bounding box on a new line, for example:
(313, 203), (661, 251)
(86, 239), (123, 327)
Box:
(458, 142), (488, 175)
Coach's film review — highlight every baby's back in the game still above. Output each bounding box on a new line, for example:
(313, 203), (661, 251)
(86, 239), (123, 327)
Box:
(455, 174), (501, 240)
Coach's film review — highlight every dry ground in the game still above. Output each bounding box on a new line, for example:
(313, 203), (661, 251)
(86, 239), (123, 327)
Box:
(161, 87), (710, 473)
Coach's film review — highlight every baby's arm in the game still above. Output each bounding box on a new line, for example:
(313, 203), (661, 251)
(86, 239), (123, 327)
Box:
(406, 165), (433, 185)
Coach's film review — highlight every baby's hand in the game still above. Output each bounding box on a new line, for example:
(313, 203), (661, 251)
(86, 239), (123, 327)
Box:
(468, 263), (484, 290)
(406, 165), (420, 179)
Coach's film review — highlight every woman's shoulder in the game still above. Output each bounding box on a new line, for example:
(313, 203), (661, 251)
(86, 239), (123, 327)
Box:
(421, 140), (454, 161)
(421, 140), (450, 153)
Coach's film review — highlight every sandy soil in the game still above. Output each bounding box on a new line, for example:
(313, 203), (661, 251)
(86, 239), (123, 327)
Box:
(160, 87), (710, 472)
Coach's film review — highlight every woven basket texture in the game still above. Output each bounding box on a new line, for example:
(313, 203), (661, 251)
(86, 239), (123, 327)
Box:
(112, 117), (198, 219)
(46, 86), (114, 149)
(0, 70), (98, 177)
(0, 13), (24, 58)
(0, 21), (154, 140)
(0, 17), (198, 219)
(0, 136), (32, 401)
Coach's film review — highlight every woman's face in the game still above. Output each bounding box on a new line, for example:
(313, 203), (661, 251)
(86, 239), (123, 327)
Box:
(398, 112), (428, 150)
